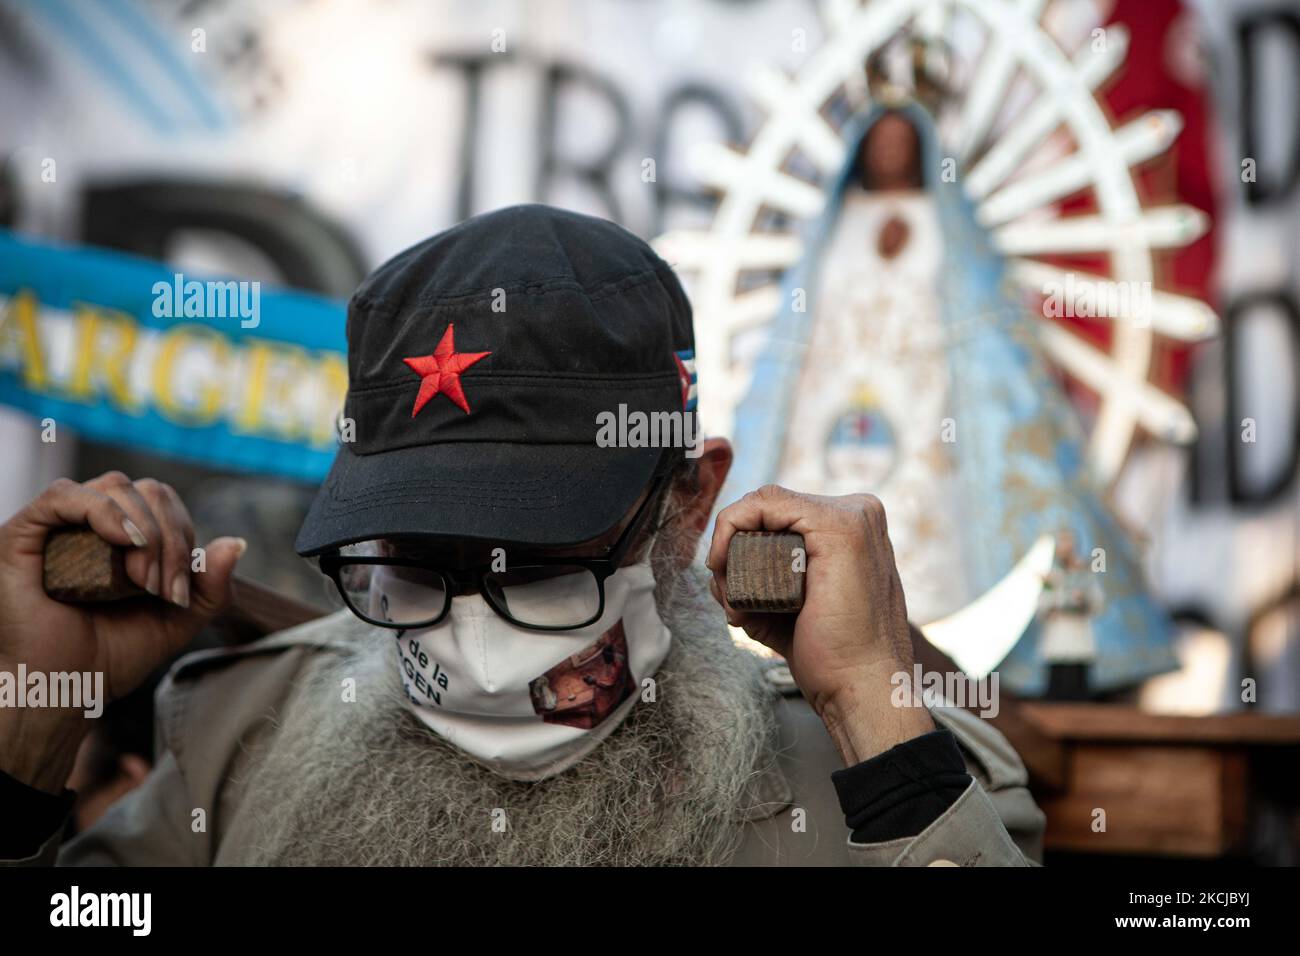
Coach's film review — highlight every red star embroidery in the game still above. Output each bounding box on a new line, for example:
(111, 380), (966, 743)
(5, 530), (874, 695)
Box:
(402, 325), (492, 416)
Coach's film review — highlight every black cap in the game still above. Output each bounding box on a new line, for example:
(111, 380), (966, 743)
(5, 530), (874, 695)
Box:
(294, 204), (696, 556)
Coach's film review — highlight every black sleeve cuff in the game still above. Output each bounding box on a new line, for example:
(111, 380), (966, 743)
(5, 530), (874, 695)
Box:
(831, 728), (972, 844)
(0, 769), (75, 860)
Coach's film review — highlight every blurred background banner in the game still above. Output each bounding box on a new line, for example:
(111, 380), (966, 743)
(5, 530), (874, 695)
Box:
(0, 230), (346, 481)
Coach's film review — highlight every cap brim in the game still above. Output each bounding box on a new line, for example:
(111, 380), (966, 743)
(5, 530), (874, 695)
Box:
(294, 440), (669, 556)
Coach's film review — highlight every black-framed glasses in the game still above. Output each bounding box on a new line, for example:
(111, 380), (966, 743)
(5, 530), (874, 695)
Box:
(319, 476), (667, 632)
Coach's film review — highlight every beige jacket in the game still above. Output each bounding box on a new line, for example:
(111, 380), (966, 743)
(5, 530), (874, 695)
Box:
(11, 613), (1044, 867)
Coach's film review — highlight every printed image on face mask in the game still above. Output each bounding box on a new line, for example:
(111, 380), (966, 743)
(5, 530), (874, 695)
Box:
(527, 621), (634, 729)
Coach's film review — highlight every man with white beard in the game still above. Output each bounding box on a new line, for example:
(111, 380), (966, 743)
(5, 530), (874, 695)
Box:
(0, 205), (1042, 866)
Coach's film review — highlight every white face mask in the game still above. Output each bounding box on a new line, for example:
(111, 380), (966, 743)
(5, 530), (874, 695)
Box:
(374, 557), (671, 781)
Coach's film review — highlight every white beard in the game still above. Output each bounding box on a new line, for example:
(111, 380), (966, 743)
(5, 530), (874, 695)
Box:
(233, 567), (776, 866)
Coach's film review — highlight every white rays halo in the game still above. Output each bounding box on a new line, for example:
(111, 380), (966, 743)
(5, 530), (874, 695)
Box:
(653, 0), (1218, 487)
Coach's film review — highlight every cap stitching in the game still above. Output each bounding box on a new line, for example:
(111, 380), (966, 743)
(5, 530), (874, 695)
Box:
(319, 469), (602, 513)
(352, 264), (676, 313)
(318, 481), (600, 514)
(326, 454), (588, 496)
(346, 371), (681, 395)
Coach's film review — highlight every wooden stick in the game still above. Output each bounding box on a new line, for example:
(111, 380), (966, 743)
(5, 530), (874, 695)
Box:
(726, 532), (806, 611)
(39, 527), (1066, 789)
(42, 527), (324, 637)
(44, 527), (142, 603)
(45, 528), (812, 619)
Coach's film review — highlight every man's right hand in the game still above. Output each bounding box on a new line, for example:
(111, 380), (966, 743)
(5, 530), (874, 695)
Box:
(0, 472), (244, 794)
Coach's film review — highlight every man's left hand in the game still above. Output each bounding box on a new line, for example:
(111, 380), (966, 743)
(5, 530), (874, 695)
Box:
(706, 485), (934, 765)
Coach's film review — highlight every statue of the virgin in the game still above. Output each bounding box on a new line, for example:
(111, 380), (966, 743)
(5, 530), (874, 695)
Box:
(724, 89), (1177, 698)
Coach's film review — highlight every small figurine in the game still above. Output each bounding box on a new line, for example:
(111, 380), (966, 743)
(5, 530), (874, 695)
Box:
(1037, 531), (1105, 700)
